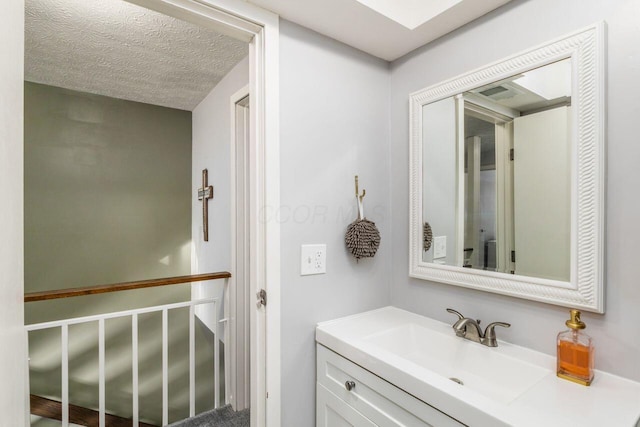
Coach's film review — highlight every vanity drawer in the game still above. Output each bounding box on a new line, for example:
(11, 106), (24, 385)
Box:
(317, 344), (465, 427)
(317, 383), (377, 427)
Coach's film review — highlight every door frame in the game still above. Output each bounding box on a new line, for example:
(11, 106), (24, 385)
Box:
(9, 0), (279, 424)
(107, 1), (281, 425)
(1, 2), (26, 426)
(230, 85), (250, 411)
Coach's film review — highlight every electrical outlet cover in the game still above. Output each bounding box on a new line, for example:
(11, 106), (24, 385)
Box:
(433, 236), (447, 259)
(301, 244), (327, 275)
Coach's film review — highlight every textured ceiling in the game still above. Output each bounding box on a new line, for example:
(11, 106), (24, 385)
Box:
(25, 0), (248, 111)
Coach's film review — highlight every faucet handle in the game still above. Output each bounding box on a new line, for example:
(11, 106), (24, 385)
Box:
(446, 308), (464, 320)
(483, 322), (511, 347)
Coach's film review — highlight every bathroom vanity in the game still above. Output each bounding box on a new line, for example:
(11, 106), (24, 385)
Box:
(316, 307), (640, 427)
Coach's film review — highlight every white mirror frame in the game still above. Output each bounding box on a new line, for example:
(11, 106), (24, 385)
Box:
(409, 23), (605, 313)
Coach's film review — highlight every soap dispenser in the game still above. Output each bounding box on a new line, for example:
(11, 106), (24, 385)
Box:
(557, 309), (594, 386)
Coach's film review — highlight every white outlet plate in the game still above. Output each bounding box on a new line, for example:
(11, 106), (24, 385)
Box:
(433, 236), (446, 259)
(301, 244), (327, 275)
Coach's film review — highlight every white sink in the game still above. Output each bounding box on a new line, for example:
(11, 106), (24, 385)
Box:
(316, 306), (640, 427)
(361, 322), (548, 404)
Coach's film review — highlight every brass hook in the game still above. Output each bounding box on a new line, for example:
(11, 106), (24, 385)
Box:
(355, 175), (366, 200)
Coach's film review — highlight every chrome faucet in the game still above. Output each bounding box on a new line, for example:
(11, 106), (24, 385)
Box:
(446, 308), (510, 347)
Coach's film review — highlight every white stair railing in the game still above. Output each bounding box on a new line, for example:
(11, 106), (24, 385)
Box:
(25, 274), (229, 427)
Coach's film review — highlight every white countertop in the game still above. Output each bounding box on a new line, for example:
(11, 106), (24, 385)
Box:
(316, 306), (640, 427)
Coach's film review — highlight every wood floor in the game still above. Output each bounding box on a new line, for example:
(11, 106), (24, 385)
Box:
(30, 395), (157, 427)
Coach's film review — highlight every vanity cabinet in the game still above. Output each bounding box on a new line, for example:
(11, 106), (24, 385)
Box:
(317, 383), (377, 427)
(316, 344), (465, 427)
(317, 307), (640, 427)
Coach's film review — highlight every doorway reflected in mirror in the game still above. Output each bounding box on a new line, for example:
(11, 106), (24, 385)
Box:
(422, 58), (572, 282)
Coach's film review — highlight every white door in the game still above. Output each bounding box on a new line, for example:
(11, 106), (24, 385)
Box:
(464, 136), (481, 268)
(1, 3), (27, 425)
(513, 107), (571, 281)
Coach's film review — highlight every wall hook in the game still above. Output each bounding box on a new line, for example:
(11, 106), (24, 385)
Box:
(346, 175), (380, 260)
(355, 175), (366, 200)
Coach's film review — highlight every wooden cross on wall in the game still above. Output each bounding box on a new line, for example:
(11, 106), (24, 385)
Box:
(198, 169), (214, 241)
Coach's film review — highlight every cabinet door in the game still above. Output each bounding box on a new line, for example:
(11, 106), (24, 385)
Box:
(317, 383), (376, 427)
(317, 345), (466, 427)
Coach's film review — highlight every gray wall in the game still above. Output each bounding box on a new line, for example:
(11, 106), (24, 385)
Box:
(279, 21), (391, 427)
(191, 56), (249, 331)
(422, 97), (457, 265)
(390, 0), (640, 381)
(24, 82), (214, 424)
(0, 0), (26, 424)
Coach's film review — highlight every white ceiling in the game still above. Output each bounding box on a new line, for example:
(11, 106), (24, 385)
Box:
(25, 0), (248, 111)
(246, 0), (512, 61)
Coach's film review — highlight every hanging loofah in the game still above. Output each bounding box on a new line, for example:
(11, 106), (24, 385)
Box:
(346, 218), (381, 260)
(423, 221), (433, 252)
(345, 184), (380, 260)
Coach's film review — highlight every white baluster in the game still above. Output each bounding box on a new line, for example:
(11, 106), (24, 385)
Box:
(99, 319), (105, 427)
(162, 309), (168, 425)
(214, 300), (220, 409)
(132, 314), (139, 427)
(61, 324), (69, 427)
(189, 305), (195, 417)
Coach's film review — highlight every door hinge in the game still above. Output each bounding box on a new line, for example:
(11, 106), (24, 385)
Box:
(511, 250), (516, 263)
(257, 289), (267, 308)
(509, 148), (514, 161)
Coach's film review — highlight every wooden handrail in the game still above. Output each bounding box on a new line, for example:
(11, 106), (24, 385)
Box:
(24, 272), (231, 303)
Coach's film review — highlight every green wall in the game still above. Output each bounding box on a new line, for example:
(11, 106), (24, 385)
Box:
(25, 82), (215, 424)
(24, 82), (192, 299)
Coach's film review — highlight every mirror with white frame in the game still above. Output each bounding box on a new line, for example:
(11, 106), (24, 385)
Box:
(409, 24), (605, 312)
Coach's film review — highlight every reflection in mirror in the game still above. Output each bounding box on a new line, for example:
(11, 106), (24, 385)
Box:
(422, 58), (572, 282)
(422, 97), (457, 265)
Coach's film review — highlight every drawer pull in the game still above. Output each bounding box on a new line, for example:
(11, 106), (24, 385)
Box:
(345, 380), (356, 391)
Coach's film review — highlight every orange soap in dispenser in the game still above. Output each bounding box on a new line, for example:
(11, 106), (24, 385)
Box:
(557, 309), (594, 386)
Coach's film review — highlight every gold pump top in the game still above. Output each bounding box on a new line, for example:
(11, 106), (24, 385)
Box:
(565, 309), (586, 330)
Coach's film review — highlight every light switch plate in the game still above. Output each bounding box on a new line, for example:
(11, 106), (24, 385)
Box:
(301, 244), (327, 275)
(433, 236), (446, 259)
